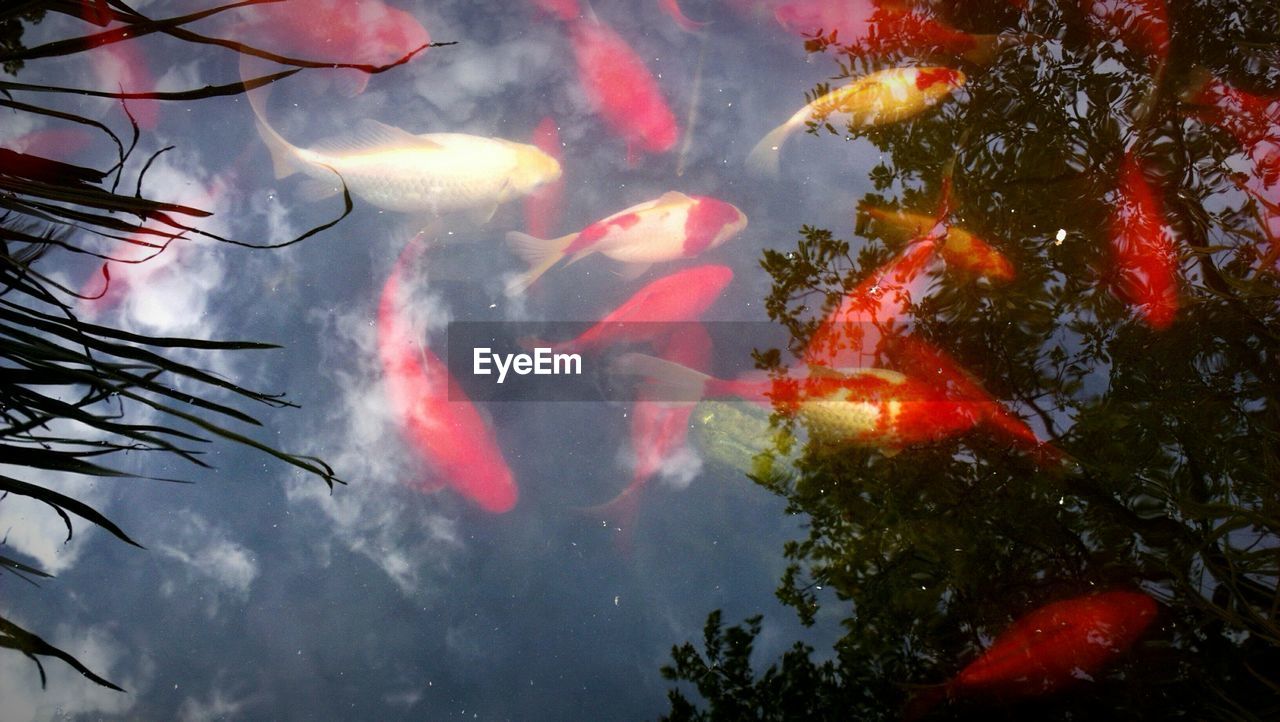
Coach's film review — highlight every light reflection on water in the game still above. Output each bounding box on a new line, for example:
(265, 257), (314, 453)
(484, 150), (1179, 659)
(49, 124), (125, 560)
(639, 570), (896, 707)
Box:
(2, 0), (1279, 719)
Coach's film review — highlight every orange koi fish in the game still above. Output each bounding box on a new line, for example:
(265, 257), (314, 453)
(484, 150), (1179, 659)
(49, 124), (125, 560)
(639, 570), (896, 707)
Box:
(857, 203), (1015, 282)
(747, 66), (964, 175)
(377, 244), (517, 513)
(905, 591), (1157, 718)
(568, 14), (680, 164)
(230, 0), (431, 96)
(506, 191), (746, 293)
(541, 265), (733, 355)
(523, 116), (566, 241)
(1109, 153), (1179, 329)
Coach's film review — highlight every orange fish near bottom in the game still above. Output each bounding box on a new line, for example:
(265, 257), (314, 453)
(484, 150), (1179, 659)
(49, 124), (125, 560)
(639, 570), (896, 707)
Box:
(377, 243), (517, 513)
(905, 590), (1158, 718)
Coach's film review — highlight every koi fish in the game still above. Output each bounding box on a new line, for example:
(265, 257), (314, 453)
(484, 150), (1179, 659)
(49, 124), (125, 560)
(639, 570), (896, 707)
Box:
(857, 203), (1016, 282)
(905, 590), (1157, 718)
(523, 116), (566, 240)
(1185, 74), (1280, 262)
(612, 355), (995, 453)
(1083, 0), (1169, 72)
(774, 0), (999, 63)
(568, 14), (680, 164)
(803, 237), (940, 370)
(540, 265), (733, 355)
(74, 4), (158, 128)
(377, 243), (518, 513)
(244, 69), (561, 219)
(747, 66), (964, 175)
(660, 0), (710, 32)
(584, 325), (712, 549)
(506, 191), (747, 293)
(1108, 153), (1179, 329)
(229, 0), (431, 96)
(77, 232), (182, 314)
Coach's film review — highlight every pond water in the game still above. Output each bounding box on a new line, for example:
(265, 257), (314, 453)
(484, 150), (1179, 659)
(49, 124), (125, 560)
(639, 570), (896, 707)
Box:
(2, 0), (1278, 720)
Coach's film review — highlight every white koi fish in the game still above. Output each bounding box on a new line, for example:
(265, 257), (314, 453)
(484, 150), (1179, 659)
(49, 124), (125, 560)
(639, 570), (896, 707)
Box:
(245, 77), (560, 220)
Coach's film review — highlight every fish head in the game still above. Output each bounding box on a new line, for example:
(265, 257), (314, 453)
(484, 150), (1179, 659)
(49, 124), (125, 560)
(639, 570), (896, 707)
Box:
(509, 144), (563, 197)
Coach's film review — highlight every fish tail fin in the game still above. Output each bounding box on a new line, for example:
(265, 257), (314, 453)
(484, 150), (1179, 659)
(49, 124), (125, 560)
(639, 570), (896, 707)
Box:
(610, 353), (711, 403)
(745, 121), (792, 176)
(578, 479), (644, 555)
(240, 54), (301, 179)
(963, 33), (1001, 65)
(505, 231), (575, 295)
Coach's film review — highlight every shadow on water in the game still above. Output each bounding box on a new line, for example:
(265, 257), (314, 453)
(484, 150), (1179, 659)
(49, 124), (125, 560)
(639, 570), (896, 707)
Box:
(0, 0), (440, 691)
(662, 0), (1280, 719)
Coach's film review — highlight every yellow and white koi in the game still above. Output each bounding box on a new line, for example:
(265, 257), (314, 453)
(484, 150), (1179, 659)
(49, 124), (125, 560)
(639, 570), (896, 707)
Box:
(747, 66), (965, 175)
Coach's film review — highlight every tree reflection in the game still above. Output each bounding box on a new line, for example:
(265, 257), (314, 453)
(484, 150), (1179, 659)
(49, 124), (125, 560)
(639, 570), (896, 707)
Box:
(0, 0), (434, 691)
(665, 0), (1280, 718)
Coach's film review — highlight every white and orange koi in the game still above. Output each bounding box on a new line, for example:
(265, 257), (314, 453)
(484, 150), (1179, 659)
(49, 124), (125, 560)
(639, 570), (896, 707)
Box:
(506, 191), (746, 293)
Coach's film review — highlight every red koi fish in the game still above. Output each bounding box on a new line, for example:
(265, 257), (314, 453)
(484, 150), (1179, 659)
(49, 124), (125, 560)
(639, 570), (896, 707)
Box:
(660, 0), (710, 32)
(377, 244), (518, 513)
(507, 191), (746, 293)
(74, 4), (158, 129)
(542, 265), (733, 354)
(773, 0), (999, 63)
(1108, 153), (1179, 330)
(803, 237), (940, 370)
(568, 15), (679, 164)
(230, 0), (431, 96)
(1186, 74), (1280, 263)
(585, 325), (712, 549)
(523, 116), (566, 241)
(1082, 0), (1169, 71)
(905, 590), (1158, 718)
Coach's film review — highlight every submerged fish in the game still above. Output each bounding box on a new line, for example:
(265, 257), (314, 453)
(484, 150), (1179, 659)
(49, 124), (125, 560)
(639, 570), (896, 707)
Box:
(1109, 153), (1179, 329)
(228, 0), (432, 96)
(541, 265), (733, 354)
(584, 325), (712, 549)
(747, 66), (964, 175)
(660, 0), (709, 32)
(506, 191), (746, 293)
(75, 4), (158, 128)
(857, 203), (1016, 282)
(245, 75), (561, 219)
(377, 243), (518, 513)
(774, 0), (1000, 63)
(568, 14), (680, 163)
(905, 590), (1158, 717)
(523, 116), (567, 241)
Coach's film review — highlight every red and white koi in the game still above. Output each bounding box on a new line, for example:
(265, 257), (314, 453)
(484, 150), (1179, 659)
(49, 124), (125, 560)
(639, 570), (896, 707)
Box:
(506, 191), (746, 293)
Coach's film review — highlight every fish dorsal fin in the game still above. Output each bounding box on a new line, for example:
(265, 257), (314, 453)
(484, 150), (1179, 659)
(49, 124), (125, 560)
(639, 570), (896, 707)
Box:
(311, 119), (442, 155)
(656, 191), (692, 206)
